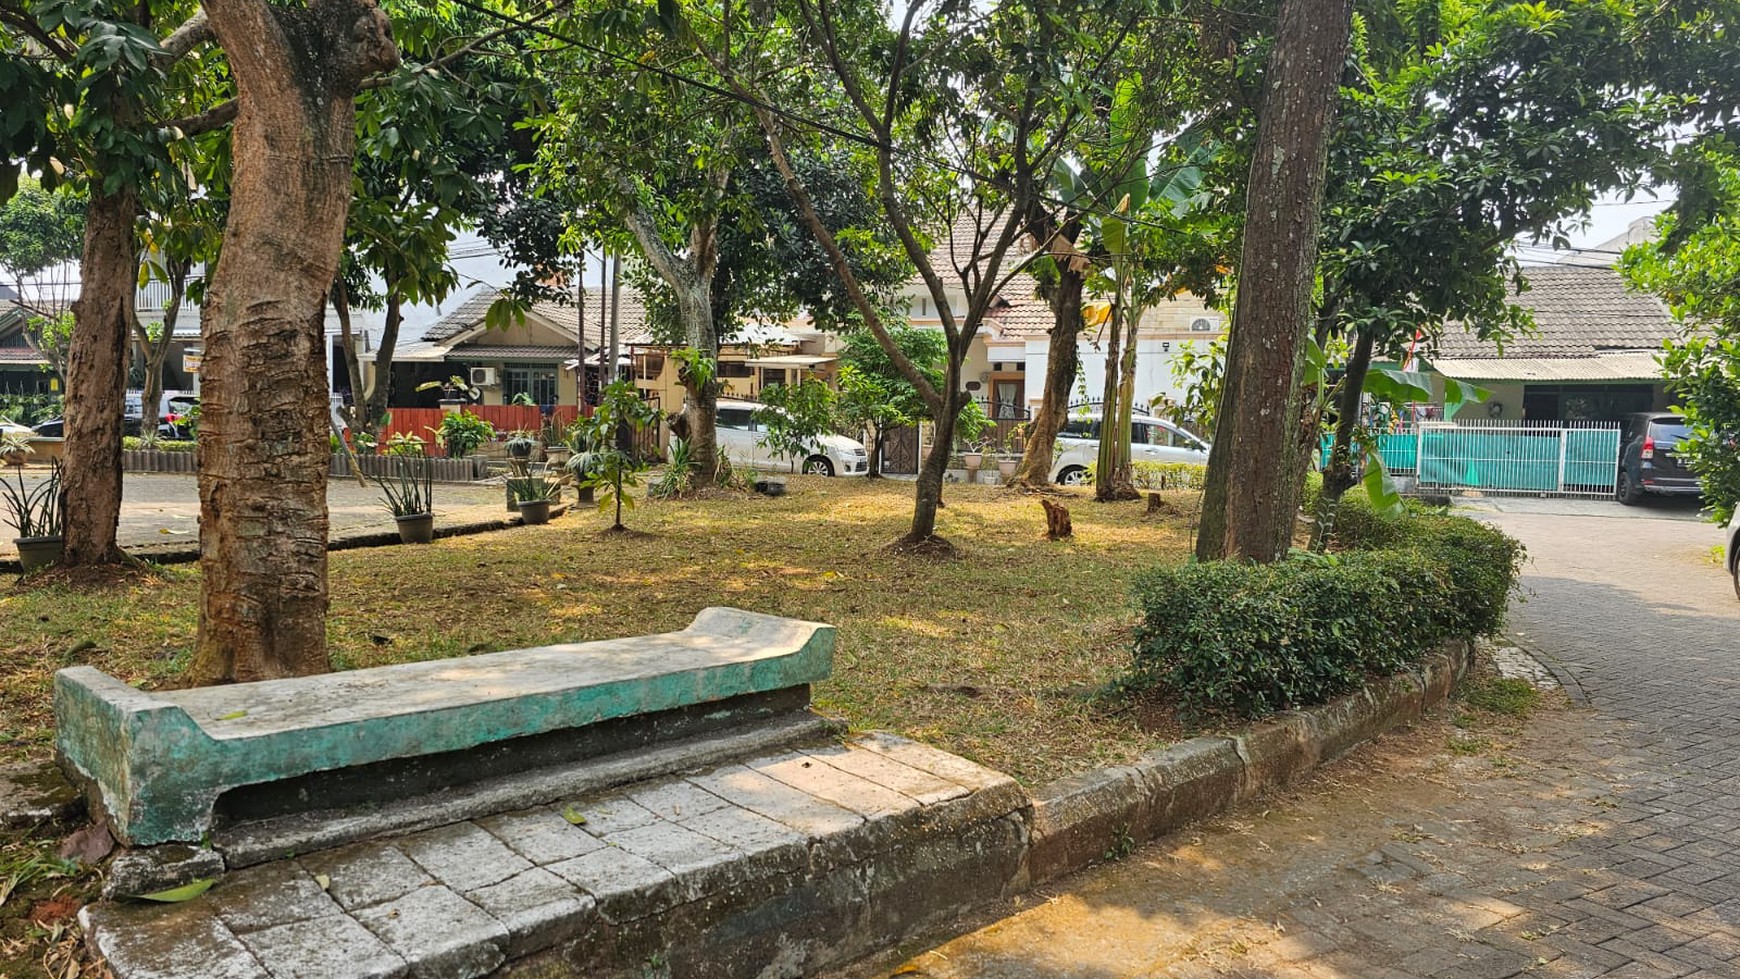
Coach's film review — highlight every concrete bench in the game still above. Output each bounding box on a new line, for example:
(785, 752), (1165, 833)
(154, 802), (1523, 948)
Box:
(55, 607), (834, 847)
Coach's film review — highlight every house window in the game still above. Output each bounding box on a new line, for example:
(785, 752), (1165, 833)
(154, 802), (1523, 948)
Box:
(718, 360), (754, 379)
(637, 351), (665, 381)
(504, 366), (559, 407)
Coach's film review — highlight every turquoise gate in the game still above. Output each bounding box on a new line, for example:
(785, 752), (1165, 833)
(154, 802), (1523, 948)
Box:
(1412, 421), (1620, 497)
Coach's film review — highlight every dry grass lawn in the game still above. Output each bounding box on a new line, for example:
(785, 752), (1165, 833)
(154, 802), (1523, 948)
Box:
(0, 477), (1200, 784)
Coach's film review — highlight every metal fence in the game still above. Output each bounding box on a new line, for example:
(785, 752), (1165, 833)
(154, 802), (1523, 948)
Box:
(1365, 419), (1621, 498)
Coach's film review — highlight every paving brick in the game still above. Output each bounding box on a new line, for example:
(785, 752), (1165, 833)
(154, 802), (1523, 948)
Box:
(463, 868), (595, 959)
(353, 884), (507, 979)
(474, 806), (606, 865)
(297, 843), (434, 912)
(394, 821), (533, 894)
(236, 914), (407, 979)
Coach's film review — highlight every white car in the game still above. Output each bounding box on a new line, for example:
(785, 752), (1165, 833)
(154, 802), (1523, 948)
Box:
(714, 399), (870, 476)
(1, 418), (32, 439)
(1051, 410), (1210, 485)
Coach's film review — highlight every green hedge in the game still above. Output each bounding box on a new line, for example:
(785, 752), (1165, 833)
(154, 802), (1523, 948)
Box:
(122, 437), (197, 453)
(1084, 461), (1208, 491)
(1127, 510), (1523, 718)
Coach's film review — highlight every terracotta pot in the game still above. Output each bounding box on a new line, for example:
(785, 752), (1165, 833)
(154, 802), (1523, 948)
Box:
(395, 513), (435, 545)
(517, 500), (553, 525)
(997, 458), (1018, 478)
(14, 535), (63, 572)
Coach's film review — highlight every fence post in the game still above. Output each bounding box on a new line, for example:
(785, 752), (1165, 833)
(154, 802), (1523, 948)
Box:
(1556, 425), (1569, 494)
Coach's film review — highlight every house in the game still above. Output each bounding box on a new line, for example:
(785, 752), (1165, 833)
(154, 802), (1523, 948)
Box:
(1421, 264), (1677, 422)
(401, 289), (647, 408)
(408, 285), (842, 414)
(892, 219), (1229, 420)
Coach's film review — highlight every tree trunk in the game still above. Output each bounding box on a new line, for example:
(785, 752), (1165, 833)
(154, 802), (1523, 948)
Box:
(1111, 304), (1142, 495)
(1094, 303), (1139, 502)
(135, 261), (188, 444)
(905, 364), (965, 547)
(1013, 261), (1085, 489)
(1194, 0), (1353, 563)
(1311, 328), (1373, 550)
(61, 185), (138, 567)
(188, 0), (397, 685)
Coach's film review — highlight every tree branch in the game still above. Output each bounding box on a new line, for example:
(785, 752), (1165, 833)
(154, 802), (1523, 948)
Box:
(157, 8), (211, 63)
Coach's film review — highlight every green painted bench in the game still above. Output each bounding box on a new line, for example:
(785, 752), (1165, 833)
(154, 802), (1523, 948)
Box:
(55, 607), (834, 847)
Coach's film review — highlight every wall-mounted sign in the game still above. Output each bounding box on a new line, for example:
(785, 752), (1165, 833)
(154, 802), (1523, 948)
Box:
(183, 350), (203, 374)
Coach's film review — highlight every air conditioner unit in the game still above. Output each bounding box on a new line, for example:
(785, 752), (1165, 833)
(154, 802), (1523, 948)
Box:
(469, 366), (500, 387)
(1190, 317), (1217, 333)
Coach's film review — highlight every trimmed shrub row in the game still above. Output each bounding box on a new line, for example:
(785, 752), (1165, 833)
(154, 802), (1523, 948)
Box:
(1127, 505), (1523, 718)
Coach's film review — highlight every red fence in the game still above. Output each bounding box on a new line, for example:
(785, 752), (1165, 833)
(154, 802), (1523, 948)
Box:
(374, 405), (588, 456)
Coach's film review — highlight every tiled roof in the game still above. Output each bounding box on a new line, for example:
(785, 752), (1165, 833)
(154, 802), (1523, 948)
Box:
(442, 345), (581, 362)
(1432, 266), (1678, 361)
(0, 347), (48, 364)
(423, 287), (653, 347)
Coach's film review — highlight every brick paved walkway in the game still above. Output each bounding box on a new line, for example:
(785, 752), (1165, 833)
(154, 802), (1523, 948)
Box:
(882, 507), (1740, 979)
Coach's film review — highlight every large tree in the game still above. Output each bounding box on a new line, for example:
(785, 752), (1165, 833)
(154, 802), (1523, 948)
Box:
(185, 0), (398, 682)
(1194, 0), (1354, 563)
(0, 0), (228, 566)
(1305, 0), (1692, 545)
(712, 0), (1131, 546)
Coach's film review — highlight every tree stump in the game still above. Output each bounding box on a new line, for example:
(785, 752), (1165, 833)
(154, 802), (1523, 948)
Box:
(1041, 498), (1072, 539)
(1145, 492), (1179, 517)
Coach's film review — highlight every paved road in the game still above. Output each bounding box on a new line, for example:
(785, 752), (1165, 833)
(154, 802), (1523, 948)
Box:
(880, 504), (1740, 979)
(0, 471), (509, 557)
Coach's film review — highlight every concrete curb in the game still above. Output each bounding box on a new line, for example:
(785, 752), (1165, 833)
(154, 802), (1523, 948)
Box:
(1023, 640), (1471, 887)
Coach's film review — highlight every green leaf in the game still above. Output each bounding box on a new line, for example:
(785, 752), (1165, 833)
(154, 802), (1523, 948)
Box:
(1361, 446), (1404, 518)
(215, 710), (248, 721)
(560, 807), (588, 826)
(135, 878), (215, 903)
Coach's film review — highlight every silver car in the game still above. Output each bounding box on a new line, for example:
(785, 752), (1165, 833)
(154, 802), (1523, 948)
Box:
(1050, 410), (1210, 485)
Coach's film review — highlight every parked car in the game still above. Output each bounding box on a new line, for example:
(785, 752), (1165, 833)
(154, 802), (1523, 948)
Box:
(33, 390), (198, 439)
(712, 399), (870, 476)
(1616, 412), (1698, 504)
(1051, 410), (1211, 485)
(1, 418), (32, 439)
(1727, 516), (1740, 601)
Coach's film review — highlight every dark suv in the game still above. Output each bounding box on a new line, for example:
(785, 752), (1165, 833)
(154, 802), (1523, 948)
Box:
(1616, 412), (1698, 504)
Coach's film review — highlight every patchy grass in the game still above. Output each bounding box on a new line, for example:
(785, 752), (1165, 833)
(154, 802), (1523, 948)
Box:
(2, 477), (1204, 784)
(1459, 676), (1541, 719)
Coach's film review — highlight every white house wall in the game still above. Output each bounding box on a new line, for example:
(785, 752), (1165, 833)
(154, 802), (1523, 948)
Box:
(1028, 337), (1215, 414)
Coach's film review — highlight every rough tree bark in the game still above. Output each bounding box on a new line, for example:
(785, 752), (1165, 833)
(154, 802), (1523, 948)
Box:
(61, 185), (138, 566)
(1194, 0), (1354, 563)
(1011, 236), (1086, 489)
(187, 0), (398, 684)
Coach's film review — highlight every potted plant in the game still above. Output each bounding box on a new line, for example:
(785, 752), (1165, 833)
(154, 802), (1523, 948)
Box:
(956, 400), (992, 480)
(1, 428), (31, 467)
(415, 375), (473, 411)
(997, 424), (1024, 482)
(504, 429), (539, 461)
(506, 475), (559, 525)
(372, 445), (436, 544)
(3, 459), (64, 571)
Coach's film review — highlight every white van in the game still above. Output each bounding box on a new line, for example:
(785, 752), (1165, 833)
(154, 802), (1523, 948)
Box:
(1051, 409), (1210, 485)
(713, 399), (870, 476)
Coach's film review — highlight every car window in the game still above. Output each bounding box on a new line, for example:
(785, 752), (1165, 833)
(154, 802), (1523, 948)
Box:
(1648, 418), (1688, 444)
(717, 408), (755, 430)
(1059, 419), (1096, 439)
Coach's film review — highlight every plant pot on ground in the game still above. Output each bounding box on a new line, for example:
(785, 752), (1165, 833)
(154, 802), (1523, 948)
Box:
(372, 450), (436, 545)
(3, 459), (63, 571)
(997, 457), (1019, 480)
(507, 475), (560, 525)
(505, 431), (539, 461)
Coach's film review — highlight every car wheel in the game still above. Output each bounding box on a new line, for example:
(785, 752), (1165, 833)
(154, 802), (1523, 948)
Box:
(803, 455), (835, 477)
(1616, 468), (1641, 505)
(1733, 561), (1740, 602)
(1057, 465), (1090, 486)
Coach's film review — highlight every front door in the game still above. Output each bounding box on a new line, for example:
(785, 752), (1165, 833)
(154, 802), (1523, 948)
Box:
(991, 379), (1023, 420)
